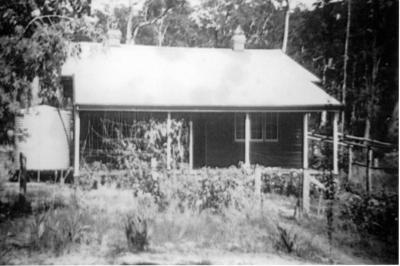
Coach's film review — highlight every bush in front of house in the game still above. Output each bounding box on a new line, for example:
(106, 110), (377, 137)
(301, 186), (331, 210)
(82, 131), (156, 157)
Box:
(338, 191), (398, 243)
(260, 169), (302, 197)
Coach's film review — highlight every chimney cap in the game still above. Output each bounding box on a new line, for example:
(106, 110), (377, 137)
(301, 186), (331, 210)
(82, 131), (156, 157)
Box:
(234, 25), (245, 35)
(232, 25), (246, 51)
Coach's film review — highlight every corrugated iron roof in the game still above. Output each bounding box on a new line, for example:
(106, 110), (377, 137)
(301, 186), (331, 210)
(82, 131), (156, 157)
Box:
(62, 42), (342, 111)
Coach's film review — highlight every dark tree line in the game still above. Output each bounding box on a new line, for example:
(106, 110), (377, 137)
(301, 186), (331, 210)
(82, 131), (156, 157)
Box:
(288, 0), (398, 142)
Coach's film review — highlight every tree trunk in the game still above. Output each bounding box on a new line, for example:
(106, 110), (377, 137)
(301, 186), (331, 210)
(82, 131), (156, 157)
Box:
(156, 18), (168, 46)
(341, 0), (352, 133)
(282, 0), (290, 53)
(126, 5), (135, 44)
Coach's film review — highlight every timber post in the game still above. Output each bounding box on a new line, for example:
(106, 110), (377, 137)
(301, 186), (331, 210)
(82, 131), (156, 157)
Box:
(189, 118), (194, 170)
(302, 169), (310, 213)
(254, 166), (262, 198)
(348, 145), (353, 182)
(166, 112), (172, 170)
(245, 113), (250, 167)
(73, 107), (80, 180)
(368, 148), (373, 192)
(302, 113), (310, 214)
(366, 147), (373, 194)
(333, 111), (339, 175)
(303, 113), (309, 169)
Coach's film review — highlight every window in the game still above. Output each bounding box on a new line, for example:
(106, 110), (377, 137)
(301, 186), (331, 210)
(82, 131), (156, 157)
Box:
(250, 113), (263, 140)
(265, 113), (278, 141)
(234, 113), (279, 142)
(234, 114), (245, 140)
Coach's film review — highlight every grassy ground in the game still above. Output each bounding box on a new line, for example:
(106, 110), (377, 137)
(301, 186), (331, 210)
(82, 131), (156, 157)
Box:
(0, 182), (393, 264)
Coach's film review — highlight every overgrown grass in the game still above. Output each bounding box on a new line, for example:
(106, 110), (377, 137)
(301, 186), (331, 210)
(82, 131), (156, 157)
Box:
(0, 167), (397, 264)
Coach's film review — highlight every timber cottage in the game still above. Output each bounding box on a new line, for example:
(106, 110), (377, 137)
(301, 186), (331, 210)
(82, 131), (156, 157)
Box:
(61, 29), (342, 177)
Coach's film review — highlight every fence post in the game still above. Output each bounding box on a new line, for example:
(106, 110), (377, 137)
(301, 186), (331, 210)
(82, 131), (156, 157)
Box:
(365, 146), (371, 194)
(167, 112), (171, 170)
(303, 113), (309, 169)
(189, 118), (194, 170)
(302, 169), (310, 214)
(245, 113), (251, 167)
(368, 148), (373, 193)
(73, 108), (80, 179)
(254, 167), (261, 198)
(333, 112), (339, 175)
(348, 145), (353, 182)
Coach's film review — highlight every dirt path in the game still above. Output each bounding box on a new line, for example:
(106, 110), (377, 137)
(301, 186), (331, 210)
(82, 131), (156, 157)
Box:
(116, 250), (312, 265)
(9, 250), (312, 265)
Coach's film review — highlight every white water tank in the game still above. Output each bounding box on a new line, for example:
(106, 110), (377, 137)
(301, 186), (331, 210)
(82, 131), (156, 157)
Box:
(15, 105), (72, 170)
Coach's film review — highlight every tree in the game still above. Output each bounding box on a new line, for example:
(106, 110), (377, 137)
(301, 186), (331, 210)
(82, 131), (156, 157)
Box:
(288, 0), (398, 141)
(190, 0), (286, 48)
(125, 0), (185, 45)
(0, 0), (100, 142)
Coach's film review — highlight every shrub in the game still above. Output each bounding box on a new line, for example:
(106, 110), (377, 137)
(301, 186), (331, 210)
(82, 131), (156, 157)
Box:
(0, 225), (12, 264)
(261, 170), (301, 197)
(124, 213), (149, 252)
(275, 224), (297, 253)
(339, 191), (398, 242)
(29, 193), (92, 255)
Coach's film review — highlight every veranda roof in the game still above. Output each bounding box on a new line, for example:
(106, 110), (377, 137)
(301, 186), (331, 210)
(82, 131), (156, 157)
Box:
(62, 42), (342, 112)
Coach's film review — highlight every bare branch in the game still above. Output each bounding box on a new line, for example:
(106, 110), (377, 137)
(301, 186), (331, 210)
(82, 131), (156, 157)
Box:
(131, 6), (173, 44)
(23, 15), (74, 35)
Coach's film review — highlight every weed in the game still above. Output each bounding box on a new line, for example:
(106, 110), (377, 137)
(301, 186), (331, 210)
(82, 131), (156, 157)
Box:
(124, 213), (149, 252)
(276, 224), (297, 253)
(28, 192), (92, 255)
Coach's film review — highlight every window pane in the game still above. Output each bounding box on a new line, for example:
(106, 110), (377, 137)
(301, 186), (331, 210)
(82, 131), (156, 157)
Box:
(265, 113), (278, 140)
(235, 114), (245, 140)
(251, 113), (263, 140)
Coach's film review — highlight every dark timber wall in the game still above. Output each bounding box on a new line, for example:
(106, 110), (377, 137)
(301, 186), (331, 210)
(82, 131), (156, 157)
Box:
(193, 113), (303, 168)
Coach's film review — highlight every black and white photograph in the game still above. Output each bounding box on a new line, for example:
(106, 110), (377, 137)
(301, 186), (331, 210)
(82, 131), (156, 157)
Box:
(0, 0), (398, 264)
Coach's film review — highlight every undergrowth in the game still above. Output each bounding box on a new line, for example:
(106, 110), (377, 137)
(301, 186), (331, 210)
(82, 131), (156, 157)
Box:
(1, 164), (397, 264)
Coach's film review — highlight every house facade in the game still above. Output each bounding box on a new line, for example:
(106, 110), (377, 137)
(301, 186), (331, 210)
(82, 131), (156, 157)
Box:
(61, 34), (342, 176)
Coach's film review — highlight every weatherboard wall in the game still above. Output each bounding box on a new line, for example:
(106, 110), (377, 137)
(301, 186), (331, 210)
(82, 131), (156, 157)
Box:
(193, 113), (303, 168)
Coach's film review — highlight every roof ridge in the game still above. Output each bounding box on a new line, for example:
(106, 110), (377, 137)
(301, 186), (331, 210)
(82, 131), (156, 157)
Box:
(75, 41), (283, 52)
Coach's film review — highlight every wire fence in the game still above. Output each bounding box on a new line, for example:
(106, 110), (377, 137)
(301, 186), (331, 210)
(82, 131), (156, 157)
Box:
(308, 131), (398, 194)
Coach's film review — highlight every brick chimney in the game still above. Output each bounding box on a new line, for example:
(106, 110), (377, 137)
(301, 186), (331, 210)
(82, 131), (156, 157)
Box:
(232, 25), (246, 51)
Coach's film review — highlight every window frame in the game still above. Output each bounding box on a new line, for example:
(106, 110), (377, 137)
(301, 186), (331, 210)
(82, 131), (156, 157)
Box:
(264, 113), (279, 142)
(234, 113), (279, 142)
(234, 113), (246, 141)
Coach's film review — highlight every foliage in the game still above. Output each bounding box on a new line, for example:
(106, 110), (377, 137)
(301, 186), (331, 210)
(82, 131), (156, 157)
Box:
(95, 117), (188, 169)
(189, 0), (285, 48)
(29, 193), (92, 255)
(0, 0), (103, 142)
(276, 224), (297, 253)
(81, 163), (305, 213)
(0, 148), (14, 189)
(124, 213), (149, 252)
(339, 191), (398, 242)
(289, 0), (398, 140)
(323, 170), (335, 255)
(260, 170), (301, 196)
